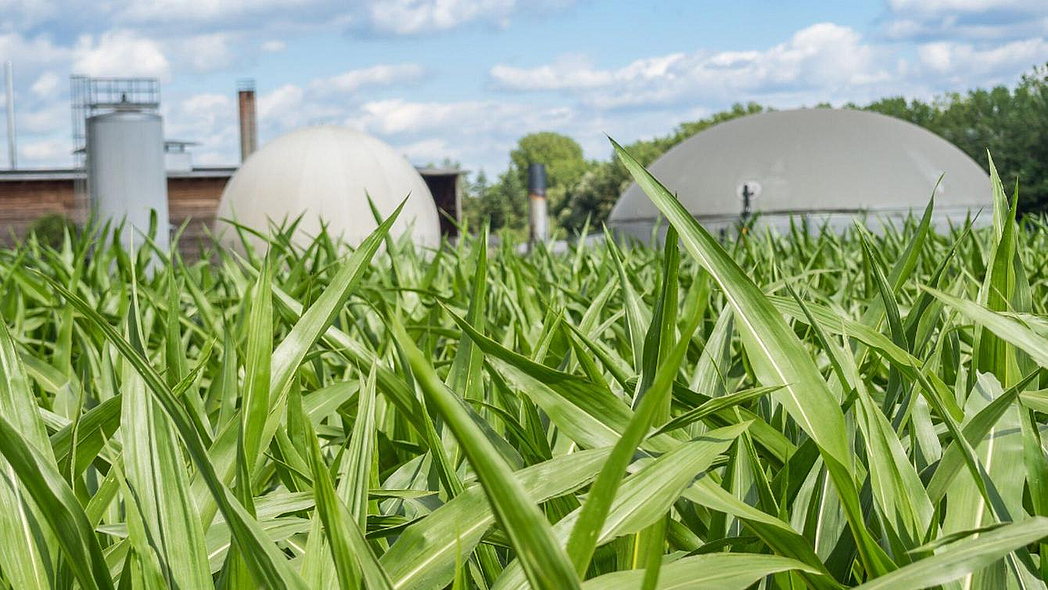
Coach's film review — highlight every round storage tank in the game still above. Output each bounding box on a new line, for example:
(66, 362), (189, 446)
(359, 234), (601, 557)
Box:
(609, 108), (992, 240)
(215, 125), (441, 250)
(87, 108), (170, 251)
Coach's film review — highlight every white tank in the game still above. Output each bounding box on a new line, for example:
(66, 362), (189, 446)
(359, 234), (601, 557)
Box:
(87, 108), (170, 251)
(216, 125), (441, 250)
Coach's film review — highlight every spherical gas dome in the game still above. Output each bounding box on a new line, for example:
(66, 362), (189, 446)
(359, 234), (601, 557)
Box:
(609, 109), (992, 239)
(216, 125), (441, 249)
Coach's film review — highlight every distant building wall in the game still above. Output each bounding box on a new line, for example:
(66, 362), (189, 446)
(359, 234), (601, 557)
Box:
(0, 170), (230, 255)
(0, 178), (76, 242)
(0, 166), (464, 253)
(167, 175), (230, 258)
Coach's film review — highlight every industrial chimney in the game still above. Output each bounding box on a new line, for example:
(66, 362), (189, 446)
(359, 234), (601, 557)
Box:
(237, 80), (258, 162)
(527, 163), (548, 247)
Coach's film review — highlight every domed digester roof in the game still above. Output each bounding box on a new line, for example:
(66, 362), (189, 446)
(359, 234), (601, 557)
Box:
(609, 108), (992, 238)
(216, 125), (441, 249)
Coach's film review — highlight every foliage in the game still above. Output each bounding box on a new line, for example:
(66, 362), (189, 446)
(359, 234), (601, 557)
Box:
(26, 213), (78, 249)
(509, 132), (590, 220)
(462, 169), (529, 239)
(864, 64), (1048, 213)
(4, 150), (1048, 589)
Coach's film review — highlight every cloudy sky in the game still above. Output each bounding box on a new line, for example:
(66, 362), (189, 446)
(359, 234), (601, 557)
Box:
(1, 0), (1046, 175)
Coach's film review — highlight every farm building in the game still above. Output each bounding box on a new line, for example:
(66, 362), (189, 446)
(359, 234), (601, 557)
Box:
(0, 77), (463, 256)
(0, 163), (461, 255)
(608, 108), (993, 240)
(216, 125), (445, 250)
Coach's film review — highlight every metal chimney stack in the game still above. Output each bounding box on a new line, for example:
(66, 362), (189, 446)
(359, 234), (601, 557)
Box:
(527, 163), (548, 246)
(4, 62), (15, 169)
(237, 79), (257, 162)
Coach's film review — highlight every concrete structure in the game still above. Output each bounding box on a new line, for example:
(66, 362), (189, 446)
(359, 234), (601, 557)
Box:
(216, 125), (442, 249)
(609, 108), (993, 240)
(86, 107), (169, 250)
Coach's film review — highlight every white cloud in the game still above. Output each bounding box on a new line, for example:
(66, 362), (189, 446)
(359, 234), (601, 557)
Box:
(30, 72), (60, 97)
(888, 0), (1042, 14)
(343, 98), (579, 172)
(73, 31), (170, 79)
(178, 33), (236, 73)
(19, 102), (68, 134)
(310, 64), (425, 95)
(491, 24), (893, 109)
(884, 0), (1048, 40)
(117, 0), (321, 25)
(0, 32), (71, 73)
(491, 53), (681, 91)
(917, 37), (1048, 81)
(0, 0), (61, 29)
(162, 92), (238, 165)
(258, 84), (305, 122)
(254, 64), (427, 130)
(20, 138), (68, 164)
(167, 93), (233, 138)
(257, 83), (345, 130)
(398, 138), (456, 163)
(260, 39), (286, 52)
(364, 0), (518, 35)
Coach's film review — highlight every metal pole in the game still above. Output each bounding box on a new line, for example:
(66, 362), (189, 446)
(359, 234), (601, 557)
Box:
(527, 163), (548, 247)
(5, 62), (16, 169)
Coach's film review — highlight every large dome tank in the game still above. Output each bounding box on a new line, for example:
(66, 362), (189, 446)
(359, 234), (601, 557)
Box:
(609, 108), (992, 239)
(216, 125), (441, 249)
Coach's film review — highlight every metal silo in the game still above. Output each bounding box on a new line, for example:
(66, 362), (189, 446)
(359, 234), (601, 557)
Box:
(86, 106), (169, 251)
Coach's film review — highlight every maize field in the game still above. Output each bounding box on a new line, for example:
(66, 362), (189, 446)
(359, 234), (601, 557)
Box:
(3, 144), (1048, 589)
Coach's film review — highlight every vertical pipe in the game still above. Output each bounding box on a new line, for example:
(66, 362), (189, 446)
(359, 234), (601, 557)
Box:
(237, 80), (257, 162)
(527, 163), (548, 247)
(5, 62), (16, 169)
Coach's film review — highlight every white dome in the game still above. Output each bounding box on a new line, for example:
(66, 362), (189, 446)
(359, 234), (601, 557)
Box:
(216, 125), (441, 249)
(609, 109), (992, 237)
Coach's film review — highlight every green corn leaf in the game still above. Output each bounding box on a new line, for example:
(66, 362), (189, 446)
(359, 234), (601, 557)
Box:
(390, 316), (582, 590)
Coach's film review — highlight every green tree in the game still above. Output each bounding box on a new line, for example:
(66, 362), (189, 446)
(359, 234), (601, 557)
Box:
(509, 132), (590, 222)
(864, 64), (1048, 213)
(462, 169), (529, 236)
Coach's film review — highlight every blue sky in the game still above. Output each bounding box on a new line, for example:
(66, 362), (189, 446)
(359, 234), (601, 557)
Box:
(2, 0), (1046, 175)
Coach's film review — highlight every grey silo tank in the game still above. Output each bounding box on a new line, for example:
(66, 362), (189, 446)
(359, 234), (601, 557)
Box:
(87, 108), (169, 251)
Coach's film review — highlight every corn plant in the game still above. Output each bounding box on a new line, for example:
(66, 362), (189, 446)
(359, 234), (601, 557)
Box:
(2, 145), (1048, 590)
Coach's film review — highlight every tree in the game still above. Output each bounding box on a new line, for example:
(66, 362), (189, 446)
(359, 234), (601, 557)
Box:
(865, 64), (1048, 213)
(462, 169), (528, 236)
(508, 132), (590, 222)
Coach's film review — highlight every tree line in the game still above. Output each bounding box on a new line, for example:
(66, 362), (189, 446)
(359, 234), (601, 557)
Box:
(461, 63), (1048, 237)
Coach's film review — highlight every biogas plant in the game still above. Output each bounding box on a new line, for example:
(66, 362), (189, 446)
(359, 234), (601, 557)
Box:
(0, 73), (992, 253)
(0, 74), (463, 256)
